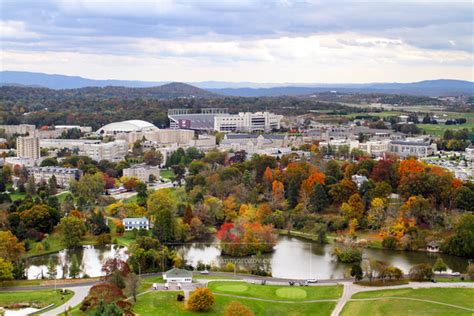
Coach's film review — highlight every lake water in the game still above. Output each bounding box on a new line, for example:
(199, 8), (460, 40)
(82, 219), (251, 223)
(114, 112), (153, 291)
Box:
(175, 235), (469, 279)
(26, 236), (468, 280)
(26, 245), (128, 279)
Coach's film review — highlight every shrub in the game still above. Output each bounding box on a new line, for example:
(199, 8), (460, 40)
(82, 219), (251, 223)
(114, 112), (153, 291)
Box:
(332, 245), (362, 263)
(97, 234), (112, 245)
(177, 294), (185, 301)
(187, 288), (215, 311)
(80, 283), (125, 311)
(409, 263), (433, 281)
(222, 263), (235, 272)
(224, 301), (255, 316)
(382, 236), (398, 249)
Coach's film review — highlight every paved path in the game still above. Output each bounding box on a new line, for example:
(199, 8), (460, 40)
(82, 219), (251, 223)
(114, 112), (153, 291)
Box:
(331, 282), (474, 316)
(40, 286), (90, 316)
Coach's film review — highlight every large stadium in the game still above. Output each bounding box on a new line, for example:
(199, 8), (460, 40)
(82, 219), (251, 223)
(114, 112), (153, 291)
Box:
(96, 120), (159, 135)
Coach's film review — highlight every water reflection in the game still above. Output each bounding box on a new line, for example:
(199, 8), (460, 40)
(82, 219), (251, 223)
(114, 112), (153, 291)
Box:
(26, 245), (128, 280)
(174, 235), (469, 279)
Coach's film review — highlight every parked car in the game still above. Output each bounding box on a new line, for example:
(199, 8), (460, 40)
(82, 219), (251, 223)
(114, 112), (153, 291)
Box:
(451, 272), (461, 276)
(306, 278), (318, 283)
(289, 281), (295, 286)
(200, 269), (209, 275)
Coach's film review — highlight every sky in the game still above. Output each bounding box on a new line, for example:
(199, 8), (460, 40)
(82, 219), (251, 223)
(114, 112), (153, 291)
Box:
(1, 0), (473, 83)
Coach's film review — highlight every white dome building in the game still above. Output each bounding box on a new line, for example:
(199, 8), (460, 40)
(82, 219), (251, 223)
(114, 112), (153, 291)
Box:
(97, 120), (159, 135)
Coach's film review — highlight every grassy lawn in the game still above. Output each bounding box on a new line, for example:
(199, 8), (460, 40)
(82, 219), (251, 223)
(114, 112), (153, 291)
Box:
(160, 169), (174, 180)
(341, 299), (471, 316)
(9, 191), (27, 201)
(133, 291), (336, 316)
(342, 287), (474, 315)
(0, 289), (73, 313)
(56, 191), (72, 202)
(26, 231), (101, 258)
(0, 279), (43, 287)
(207, 281), (342, 301)
(115, 231), (135, 246)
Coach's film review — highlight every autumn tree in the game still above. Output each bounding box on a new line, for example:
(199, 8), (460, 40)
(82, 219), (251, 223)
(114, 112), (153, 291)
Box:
(341, 193), (365, 222)
(367, 198), (385, 229)
(0, 231), (25, 263)
(187, 288), (215, 311)
(224, 301), (254, 316)
(271, 180), (286, 210)
(144, 148), (163, 166)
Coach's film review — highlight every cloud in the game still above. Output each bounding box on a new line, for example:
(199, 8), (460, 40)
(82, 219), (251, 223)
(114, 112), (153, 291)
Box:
(0, 0), (473, 82)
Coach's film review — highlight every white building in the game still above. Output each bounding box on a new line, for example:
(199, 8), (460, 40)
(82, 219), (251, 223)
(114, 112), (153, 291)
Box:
(214, 112), (283, 133)
(465, 144), (474, 161)
(123, 163), (160, 183)
(97, 120), (159, 136)
(122, 217), (150, 231)
(0, 124), (35, 137)
(28, 167), (82, 188)
(163, 268), (193, 283)
(356, 140), (391, 156)
(389, 139), (437, 158)
(16, 134), (40, 160)
(219, 134), (288, 153)
(40, 139), (128, 162)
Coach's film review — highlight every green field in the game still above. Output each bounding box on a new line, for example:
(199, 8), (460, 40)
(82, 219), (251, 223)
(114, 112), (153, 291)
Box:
(208, 281), (342, 301)
(341, 288), (474, 316)
(133, 291), (336, 316)
(160, 169), (175, 180)
(0, 289), (73, 314)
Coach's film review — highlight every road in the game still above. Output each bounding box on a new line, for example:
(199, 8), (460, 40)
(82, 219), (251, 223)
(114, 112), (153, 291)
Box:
(40, 286), (90, 316)
(2, 272), (474, 316)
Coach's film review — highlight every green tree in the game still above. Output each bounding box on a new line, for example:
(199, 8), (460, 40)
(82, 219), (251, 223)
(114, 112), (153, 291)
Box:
(0, 258), (13, 281)
(433, 257), (447, 274)
(58, 216), (87, 248)
(47, 257), (57, 279)
(46, 175), (58, 196)
(310, 184), (329, 212)
(69, 254), (81, 278)
(171, 163), (186, 186)
(350, 263), (363, 281)
(69, 173), (105, 211)
(445, 214), (474, 257)
(26, 176), (36, 196)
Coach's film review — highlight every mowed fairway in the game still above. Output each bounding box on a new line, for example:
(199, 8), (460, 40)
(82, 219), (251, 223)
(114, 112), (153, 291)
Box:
(133, 291), (337, 316)
(208, 281), (342, 301)
(341, 288), (474, 316)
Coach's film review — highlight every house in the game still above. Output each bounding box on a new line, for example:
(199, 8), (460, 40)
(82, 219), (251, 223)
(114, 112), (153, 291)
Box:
(122, 217), (150, 231)
(351, 174), (368, 189)
(163, 268), (193, 283)
(427, 241), (440, 253)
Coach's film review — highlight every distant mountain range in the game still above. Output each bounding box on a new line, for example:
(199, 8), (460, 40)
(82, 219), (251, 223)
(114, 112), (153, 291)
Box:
(1, 71), (473, 97)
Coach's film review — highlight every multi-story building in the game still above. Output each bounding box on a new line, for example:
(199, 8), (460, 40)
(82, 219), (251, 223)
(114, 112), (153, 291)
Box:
(389, 139), (437, 158)
(219, 134), (288, 153)
(122, 217), (150, 231)
(0, 124), (35, 137)
(40, 139), (128, 162)
(16, 134), (40, 160)
(214, 112), (283, 133)
(123, 163), (160, 183)
(28, 167), (82, 188)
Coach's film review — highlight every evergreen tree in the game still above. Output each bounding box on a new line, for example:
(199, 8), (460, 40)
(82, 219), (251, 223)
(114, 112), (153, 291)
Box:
(310, 184), (329, 213)
(48, 175), (58, 196)
(47, 257), (57, 279)
(433, 257), (447, 274)
(69, 254), (81, 278)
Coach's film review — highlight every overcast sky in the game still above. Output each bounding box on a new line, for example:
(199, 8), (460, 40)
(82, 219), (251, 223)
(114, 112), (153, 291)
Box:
(1, 0), (473, 83)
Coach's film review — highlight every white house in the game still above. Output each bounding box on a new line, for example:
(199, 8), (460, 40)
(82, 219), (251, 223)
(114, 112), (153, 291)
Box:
(122, 217), (150, 231)
(163, 268), (193, 283)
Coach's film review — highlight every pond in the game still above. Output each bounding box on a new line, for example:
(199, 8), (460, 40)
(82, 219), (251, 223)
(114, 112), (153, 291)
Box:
(175, 235), (469, 279)
(26, 245), (128, 280)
